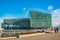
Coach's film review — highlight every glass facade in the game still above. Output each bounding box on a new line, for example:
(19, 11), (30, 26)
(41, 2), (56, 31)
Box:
(2, 10), (52, 30)
(30, 10), (52, 28)
(2, 18), (30, 30)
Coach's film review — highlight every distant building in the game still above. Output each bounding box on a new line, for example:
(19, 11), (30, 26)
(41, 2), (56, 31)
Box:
(2, 18), (30, 30)
(2, 10), (52, 30)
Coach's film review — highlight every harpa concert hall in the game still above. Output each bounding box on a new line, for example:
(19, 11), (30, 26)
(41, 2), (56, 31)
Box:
(2, 10), (52, 30)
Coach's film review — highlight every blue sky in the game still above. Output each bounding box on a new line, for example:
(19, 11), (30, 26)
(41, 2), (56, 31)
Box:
(0, 0), (60, 18)
(0, 0), (60, 27)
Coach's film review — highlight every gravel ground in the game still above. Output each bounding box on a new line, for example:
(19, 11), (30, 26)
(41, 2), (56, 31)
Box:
(0, 32), (60, 40)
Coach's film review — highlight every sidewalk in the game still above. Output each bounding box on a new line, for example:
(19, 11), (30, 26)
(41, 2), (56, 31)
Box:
(0, 37), (16, 39)
(0, 33), (45, 39)
(20, 33), (45, 38)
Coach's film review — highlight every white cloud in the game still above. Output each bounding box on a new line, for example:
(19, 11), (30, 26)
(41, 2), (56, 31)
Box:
(48, 6), (54, 11)
(2, 14), (17, 19)
(24, 10), (29, 18)
(21, 8), (29, 18)
(23, 7), (27, 11)
(52, 9), (60, 27)
(0, 14), (18, 28)
(20, 9), (29, 18)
